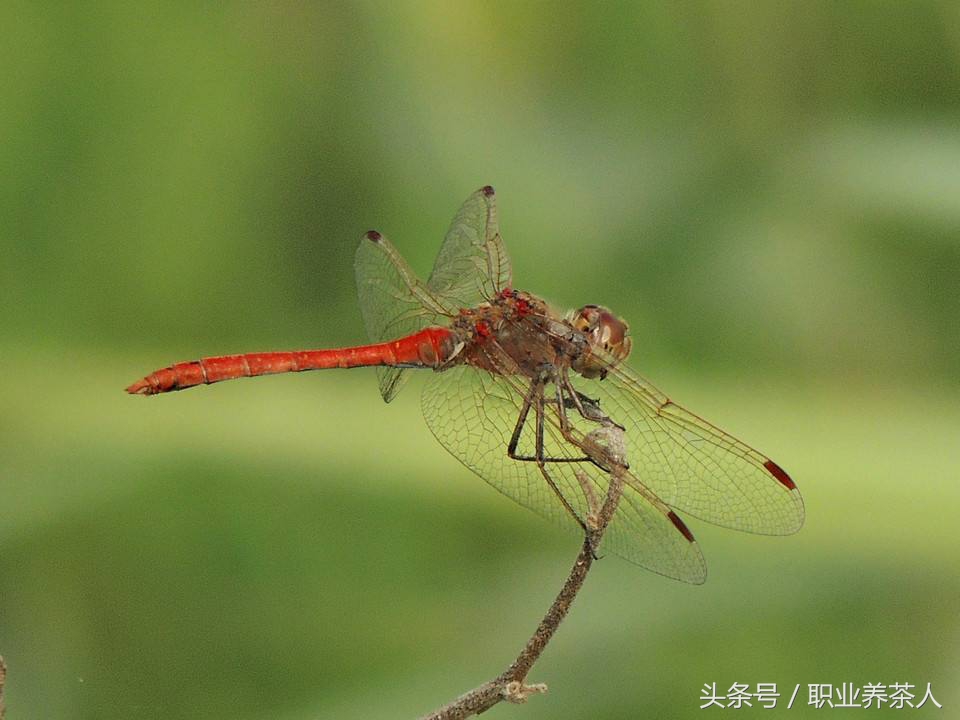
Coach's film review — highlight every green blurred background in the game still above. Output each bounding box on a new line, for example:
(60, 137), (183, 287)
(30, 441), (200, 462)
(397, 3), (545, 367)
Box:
(2, 2), (958, 718)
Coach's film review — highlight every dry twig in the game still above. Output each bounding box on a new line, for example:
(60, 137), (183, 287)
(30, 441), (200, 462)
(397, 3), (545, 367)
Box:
(419, 465), (625, 720)
(0, 655), (7, 720)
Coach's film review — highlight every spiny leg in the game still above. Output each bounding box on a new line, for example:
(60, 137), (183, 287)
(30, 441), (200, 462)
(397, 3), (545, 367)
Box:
(504, 377), (621, 559)
(558, 369), (629, 473)
(555, 381), (608, 538)
(507, 378), (538, 460)
(560, 368), (624, 430)
(546, 376), (615, 472)
(508, 377), (592, 464)
(552, 378), (573, 433)
(533, 382), (590, 537)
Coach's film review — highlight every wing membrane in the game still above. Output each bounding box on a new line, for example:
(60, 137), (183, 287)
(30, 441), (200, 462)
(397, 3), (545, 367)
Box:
(427, 186), (512, 306)
(354, 231), (451, 401)
(421, 361), (706, 583)
(354, 186), (512, 402)
(579, 361), (805, 535)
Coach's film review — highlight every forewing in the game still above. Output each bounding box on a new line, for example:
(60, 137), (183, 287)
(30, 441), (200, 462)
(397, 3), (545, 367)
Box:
(421, 362), (706, 583)
(572, 361), (805, 535)
(427, 186), (512, 306)
(354, 231), (453, 402)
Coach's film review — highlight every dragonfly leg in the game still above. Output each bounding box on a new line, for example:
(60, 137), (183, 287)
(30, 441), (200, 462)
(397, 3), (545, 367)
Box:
(541, 383), (593, 417)
(554, 370), (630, 473)
(532, 389), (589, 535)
(546, 377), (629, 474)
(508, 378), (592, 464)
(505, 377), (614, 560)
(552, 382), (612, 534)
(551, 380), (574, 433)
(560, 369), (625, 431)
(553, 420), (629, 474)
(507, 378), (538, 460)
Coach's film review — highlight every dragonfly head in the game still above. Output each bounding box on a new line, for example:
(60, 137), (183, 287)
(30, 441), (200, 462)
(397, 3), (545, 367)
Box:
(569, 305), (632, 379)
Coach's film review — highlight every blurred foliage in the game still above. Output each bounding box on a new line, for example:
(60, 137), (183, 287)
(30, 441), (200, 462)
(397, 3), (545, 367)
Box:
(1, 2), (958, 719)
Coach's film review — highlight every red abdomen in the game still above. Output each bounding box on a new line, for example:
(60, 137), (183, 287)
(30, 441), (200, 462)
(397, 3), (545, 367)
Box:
(126, 327), (455, 395)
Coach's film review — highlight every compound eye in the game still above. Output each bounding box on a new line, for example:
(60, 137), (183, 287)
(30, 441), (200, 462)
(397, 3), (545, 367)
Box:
(595, 311), (631, 363)
(569, 305), (633, 379)
(571, 305), (600, 333)
(596, 311), (625, 349)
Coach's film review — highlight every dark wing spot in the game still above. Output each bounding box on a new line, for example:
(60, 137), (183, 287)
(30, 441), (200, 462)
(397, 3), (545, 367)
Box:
(667, 511), (696, 543)
(764, 460), (797, 490)
(365, 230), (382, 242)
(482, 185), (495, 196)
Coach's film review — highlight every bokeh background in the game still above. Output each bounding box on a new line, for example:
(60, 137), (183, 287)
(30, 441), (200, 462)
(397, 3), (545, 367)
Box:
(2, 2), (958, 718)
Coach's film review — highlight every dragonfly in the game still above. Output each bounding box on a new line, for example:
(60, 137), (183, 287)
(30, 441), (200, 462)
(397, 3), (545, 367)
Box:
(127, 186), (804, 583)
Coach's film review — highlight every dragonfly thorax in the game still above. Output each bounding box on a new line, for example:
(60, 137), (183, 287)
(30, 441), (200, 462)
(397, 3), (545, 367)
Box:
(449, 292), (631, 383)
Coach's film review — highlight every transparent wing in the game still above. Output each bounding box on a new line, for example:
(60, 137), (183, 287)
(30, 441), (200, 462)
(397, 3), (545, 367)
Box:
(354, 186), (511, 402)
(354, 231), (453, 402)
(427, 186), (512, 307)
(574, 360), (805, 535)
(421, 362), (707, 583)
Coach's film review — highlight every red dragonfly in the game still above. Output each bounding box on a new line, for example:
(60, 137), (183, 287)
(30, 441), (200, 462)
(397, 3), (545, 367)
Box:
(127, 186), (803, 583)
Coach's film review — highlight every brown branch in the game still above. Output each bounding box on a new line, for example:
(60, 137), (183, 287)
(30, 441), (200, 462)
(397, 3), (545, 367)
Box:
(0, 655), (6, 720)
(419, 467), (624, 720)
